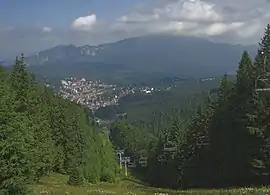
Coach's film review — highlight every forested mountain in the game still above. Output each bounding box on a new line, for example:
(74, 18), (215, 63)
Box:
(109, 24), (270, 189)
(6, 35), (256, 84)
(0, 56), (118, 194)
(95, 75), (227, 132)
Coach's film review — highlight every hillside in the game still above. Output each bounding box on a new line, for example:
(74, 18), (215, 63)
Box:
(22, 35), (257, 82)
(0, 57), (118, 194)
(107, 25), (270, 190)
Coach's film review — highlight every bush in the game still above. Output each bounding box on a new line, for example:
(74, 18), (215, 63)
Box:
(67, 167), (84, 186)
(0, 177), (28, 195)
(100, 168), (116, 183)
(84, 167), (100, 184)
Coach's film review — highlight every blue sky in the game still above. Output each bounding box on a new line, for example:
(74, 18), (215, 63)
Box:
(0, 0), (269, 59)
(0, 0), (151, 26)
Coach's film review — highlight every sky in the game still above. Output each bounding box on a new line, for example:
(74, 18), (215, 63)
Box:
(0, 0), (270, 59)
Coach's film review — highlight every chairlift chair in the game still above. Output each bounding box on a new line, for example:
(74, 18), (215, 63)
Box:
(196, 136), (210, 146)
(120, 159), (125, 163)
(138, 156), (147, 164)
(170, 152), (177, 159)
(140, 162), (147, 167)
(255, 73), (270, 92)
(163, 141), (177, 152)
(255, 51), (270, 92)
(138, 157), (147, 167)
(122, 157), (131, 163)
(157, 154), (167, 162)
(127, 162), (136, 168)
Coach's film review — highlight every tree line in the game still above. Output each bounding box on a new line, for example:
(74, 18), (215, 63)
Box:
(110, 24), (270, 189)
(0, 56), (118, 194)
(147, 24), (270, 189)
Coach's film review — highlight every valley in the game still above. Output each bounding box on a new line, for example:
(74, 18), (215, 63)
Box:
(43, 74), (223, 124)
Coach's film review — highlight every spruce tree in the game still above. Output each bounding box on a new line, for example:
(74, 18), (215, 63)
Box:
(0, 57), (35, 194)
(253, 24), (270, 184)
(236, 51), (254, 93)
(230, 51), (266, 185)
(68, 167), (84, 186)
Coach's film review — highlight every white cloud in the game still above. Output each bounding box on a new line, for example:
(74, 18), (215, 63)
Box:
(42, 27), (52, 33)
(118, 13), (159, 23)
(153, 0), (222, 22)
(71, 14), (97, 31)
(204, 22), (244, 36)
(112, 0), (270, 40)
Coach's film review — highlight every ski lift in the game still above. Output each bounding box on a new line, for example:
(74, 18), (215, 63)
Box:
(163, 141), (177, 152)
(116, 150), (124, 154)
(255, 73), (270, 92)
(158, 154), (167, 162)
(255, 51), (270, 92)
(141, 163), (147, 167)
(170, 152), (177, 159)
(139, 156), (147, 163)
(138, 156), (147, 167)
(196, 136), (210, 146)
(127, 162), (136, 168)
(122, 156), (130, 163)
(116, 150), (124, 160)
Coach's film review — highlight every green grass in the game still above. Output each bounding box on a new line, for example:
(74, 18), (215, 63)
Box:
(28, 173), (270, 195)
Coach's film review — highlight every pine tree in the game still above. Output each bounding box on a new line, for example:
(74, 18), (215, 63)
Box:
(30, 85), (56, 180)
(229, 51), (266, 186)
(236, 51), (254, 93)
(253, 24), (270, 184)
(0, 58), (36, 194)
(67, 167), (84, 186)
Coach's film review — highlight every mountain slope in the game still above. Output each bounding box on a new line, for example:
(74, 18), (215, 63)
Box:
(25, 35), (257, 78)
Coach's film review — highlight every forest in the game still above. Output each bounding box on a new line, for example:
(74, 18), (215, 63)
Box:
(2, 24), (270, 194)
(109, 24), (270, 189)
(95, 75), (225, 126)
(0, 56), (118, 194)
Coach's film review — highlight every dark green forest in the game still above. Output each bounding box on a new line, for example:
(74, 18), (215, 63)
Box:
(109, 24), (270, 189)
(0, 56), (118, 194)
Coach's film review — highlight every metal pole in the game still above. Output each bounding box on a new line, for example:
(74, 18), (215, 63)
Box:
(119, 153), (122, 170)
(124, 160), (128, 177)
(263, 54), (267, 73)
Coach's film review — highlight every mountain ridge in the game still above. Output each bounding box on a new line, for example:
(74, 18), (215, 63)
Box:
(3, 35), (258, 80)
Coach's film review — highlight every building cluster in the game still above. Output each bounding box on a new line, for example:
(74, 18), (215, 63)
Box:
(201, 77), (216, 82)
(58, 77), (156, 111)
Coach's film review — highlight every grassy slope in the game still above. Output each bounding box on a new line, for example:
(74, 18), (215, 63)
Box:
(29, 173), (270, 195)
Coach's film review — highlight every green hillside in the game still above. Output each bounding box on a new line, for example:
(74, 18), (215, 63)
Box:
(0, 56), (118, 194)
